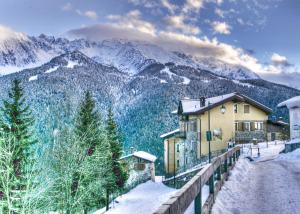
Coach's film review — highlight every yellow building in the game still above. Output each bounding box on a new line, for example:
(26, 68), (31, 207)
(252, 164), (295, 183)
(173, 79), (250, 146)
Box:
(161, 92), (272, 174)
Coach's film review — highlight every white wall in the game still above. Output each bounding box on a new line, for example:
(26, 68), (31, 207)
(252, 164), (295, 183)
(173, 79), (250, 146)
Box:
(289, 108), (300, 139)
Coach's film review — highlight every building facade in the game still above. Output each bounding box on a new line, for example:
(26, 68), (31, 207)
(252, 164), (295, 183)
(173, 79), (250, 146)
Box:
(278, 96), (300, 140)
(161, 92), (272, 175)
(120, 151), (157, 188)
(267, 120), (289, 141)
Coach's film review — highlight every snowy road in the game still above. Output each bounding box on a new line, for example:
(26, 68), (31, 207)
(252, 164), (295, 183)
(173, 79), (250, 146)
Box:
(212, 144), (300, 214)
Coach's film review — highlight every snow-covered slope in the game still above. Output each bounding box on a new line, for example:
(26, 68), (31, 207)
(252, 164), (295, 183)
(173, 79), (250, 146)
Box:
(0, 29), (260, 80)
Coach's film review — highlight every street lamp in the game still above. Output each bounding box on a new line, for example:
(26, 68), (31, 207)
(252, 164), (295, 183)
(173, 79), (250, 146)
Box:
(220, 104), (226, 114)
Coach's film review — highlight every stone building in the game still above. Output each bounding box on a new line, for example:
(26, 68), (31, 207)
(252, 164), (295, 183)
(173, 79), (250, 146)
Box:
(120, 151), (157, 187)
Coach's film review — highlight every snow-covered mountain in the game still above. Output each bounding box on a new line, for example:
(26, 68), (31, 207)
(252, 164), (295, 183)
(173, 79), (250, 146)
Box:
(0, 33), (259, 80)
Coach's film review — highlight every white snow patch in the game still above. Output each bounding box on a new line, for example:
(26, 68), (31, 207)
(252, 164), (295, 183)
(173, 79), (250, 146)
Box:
(66, 60), (79, 68)
(232, 80), (253, 88)
(94, 181), (177, 214)
(28, 75), (38, 81)
(160, 79), (168, 84)
(180, 76), (191, 85)
(45, 66), (59, 74)
(160, 67), (190, 85)
(276, 148), (300, 161)
(212, 141), (300, 214)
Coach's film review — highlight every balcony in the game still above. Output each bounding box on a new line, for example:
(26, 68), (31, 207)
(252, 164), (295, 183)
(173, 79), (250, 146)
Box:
(235, 130), (266, 142)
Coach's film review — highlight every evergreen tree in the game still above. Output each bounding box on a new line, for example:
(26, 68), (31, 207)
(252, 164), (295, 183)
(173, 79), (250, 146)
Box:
(105, 107), (128, 210)
(0, 79), (37, 213)
(40, 91), (114, 213)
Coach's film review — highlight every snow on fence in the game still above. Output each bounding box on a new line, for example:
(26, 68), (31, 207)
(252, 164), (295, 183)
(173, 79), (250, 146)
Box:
(154, 146), (241, 214)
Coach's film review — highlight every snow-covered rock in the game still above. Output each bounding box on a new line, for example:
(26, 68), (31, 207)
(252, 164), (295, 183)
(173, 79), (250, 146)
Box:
(0, 28), (261, 80)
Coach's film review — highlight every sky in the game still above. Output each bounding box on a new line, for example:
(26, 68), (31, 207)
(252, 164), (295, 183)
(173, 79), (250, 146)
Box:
(0, 0), (299, 87)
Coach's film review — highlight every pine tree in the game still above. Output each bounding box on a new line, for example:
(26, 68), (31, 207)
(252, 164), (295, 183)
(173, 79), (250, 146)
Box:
(105, 107), (128, 210)
(0, 79), (37, 213)
(40, 91), (114, 213)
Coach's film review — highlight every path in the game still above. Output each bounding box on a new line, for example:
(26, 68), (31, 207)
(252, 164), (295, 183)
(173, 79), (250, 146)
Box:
(212, 143), (300, 214)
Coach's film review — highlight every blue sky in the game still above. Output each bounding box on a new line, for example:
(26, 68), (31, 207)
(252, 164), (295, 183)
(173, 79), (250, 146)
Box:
(0, 0), (299, 86)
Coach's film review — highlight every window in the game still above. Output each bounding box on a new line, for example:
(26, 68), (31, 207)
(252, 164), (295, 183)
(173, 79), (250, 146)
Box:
(235, 122), (239, 131)
(255, 122), (264, 130)
(234, 104), (238, 113)
(177, 160), (180, 167)
(176, 144), (180, 152)
(188, 120), (197, 132)
(244, 122), (251, 131)
(244, 105), (250, 113)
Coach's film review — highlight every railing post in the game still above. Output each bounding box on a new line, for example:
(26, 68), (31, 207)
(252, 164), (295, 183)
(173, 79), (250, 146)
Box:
(217, 166), (221, 181)
(224, 158), (228, 173)
(229, 156), (232, 167)
(209, 174), (214, 194)
(233, 152), (236, 163)
(194, 184), (202, 214)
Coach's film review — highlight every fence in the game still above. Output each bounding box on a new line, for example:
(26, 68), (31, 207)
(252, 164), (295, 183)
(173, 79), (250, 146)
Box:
(154, 146), (241, 214)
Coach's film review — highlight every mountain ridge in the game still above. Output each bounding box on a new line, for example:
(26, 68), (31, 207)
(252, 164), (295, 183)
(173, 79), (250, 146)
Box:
(0, 33), (259, 80)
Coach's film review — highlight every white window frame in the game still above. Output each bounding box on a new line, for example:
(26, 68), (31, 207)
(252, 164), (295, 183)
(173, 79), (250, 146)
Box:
(234, 104), (238, 113)
(255, 122), (264, 130)
(244, 122), (251, 131)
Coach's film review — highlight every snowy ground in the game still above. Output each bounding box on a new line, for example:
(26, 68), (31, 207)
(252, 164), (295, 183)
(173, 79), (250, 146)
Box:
(212, 141), (300, 214)
(96, 141), (300, 214)
(94, 180), (176, 214)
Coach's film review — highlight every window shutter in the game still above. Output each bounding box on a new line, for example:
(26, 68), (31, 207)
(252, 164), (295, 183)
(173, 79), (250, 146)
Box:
(239, 122), (243, 131)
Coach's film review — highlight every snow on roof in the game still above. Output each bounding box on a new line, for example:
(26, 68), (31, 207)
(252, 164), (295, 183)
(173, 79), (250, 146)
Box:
(179, 92), (271, 114)
(180, 92), (236, 114)
(160, 128), (180, 138)
(133, 151), (157, 162)
(277, 96), (300, 109)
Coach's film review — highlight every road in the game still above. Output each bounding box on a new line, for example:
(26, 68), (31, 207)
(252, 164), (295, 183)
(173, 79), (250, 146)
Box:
(212, 144), (300, 214)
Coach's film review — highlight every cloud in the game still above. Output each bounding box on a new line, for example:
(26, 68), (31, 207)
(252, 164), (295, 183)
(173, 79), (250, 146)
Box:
(162, 0), (177, 13)
(127, 0), (177, 13)
(76, 10), (98, 20)
(183, 0), (205, 13)
(271, 53), (292, 67)
(211, 21), (231, 34)
(107, 10), (156, 36)
(260, 71), (300, 89)
(61, 2), (72, 11)
(164, 15), (201, 35)
(215, 8), (224, 18)
(67, 22), (277, 75)
(0, 25), (28, 42)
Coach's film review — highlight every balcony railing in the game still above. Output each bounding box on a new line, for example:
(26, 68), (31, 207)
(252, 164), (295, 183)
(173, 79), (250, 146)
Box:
(235, 130), (266, 142)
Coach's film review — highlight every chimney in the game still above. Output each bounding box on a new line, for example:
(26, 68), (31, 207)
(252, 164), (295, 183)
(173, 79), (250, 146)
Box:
(130, 147), (136, 154)
(200, 97), (206, 107)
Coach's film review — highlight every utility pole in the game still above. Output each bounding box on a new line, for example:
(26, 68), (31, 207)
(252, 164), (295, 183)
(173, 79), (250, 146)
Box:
(208, 101), (212, 163)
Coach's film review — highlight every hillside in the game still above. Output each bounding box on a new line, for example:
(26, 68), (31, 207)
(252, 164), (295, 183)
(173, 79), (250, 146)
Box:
(0, 49), (299, 173)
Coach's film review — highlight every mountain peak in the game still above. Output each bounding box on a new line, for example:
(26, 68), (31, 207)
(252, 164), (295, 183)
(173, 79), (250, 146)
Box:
(0, 25), (28, 43)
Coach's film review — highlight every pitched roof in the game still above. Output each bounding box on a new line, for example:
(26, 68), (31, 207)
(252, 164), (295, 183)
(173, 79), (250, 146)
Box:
(133, 151), (157, 162)
(121, 151), (157, 162)
(277, 96), (300, 109)
(267, 120), (289, 126)
(160, 129), (180, 138)
(177, 92), (272, 115)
